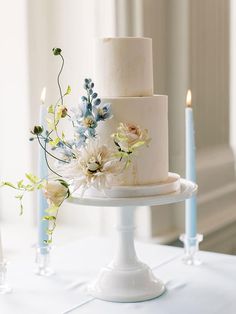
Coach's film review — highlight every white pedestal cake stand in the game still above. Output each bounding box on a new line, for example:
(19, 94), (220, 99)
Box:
(70, 178), (197, 302)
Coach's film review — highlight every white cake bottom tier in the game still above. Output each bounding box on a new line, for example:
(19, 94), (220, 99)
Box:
(83, 173), (180, 198)
(97, 95), (168, 186)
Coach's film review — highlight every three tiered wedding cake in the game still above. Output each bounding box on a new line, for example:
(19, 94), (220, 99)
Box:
(90, 37), (180, 197)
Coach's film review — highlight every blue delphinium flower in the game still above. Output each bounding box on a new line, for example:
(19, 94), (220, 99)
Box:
(93, 98), (101, 106)
(74, 126), (87, 145)
(93, 103), (112, 121)
(69, 78), (113, 147)
(80, 115), (97, 128)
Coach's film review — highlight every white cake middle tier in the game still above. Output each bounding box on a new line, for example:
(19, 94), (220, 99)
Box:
(97, 95), (169, 186)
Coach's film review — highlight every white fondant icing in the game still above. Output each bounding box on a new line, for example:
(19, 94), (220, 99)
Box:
(97, 95), (168, 185)
(83, 173), (180, 198)
(93, 37), (153, 97)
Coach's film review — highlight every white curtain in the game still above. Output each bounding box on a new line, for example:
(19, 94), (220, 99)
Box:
(0, 0), (119, 237)
(1, 0), (235, 253)
(0, 0), (31, 225)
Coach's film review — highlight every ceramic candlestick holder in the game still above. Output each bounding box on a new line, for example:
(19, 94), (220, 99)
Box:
(35, 245), (54, 276)
(180, 233), (203, 266)
(0, 261), (12, 294)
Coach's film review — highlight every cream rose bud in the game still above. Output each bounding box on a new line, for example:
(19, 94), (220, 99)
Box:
(44, 180), (69, 206)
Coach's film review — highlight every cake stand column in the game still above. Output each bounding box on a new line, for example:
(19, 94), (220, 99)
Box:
(111, 206), (139, 269)
(88, 206), (165, 302)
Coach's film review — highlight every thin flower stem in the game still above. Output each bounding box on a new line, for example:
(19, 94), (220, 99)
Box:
(44, 149), (63, 178)
(38, 135), (63, 178)
(66, 113), (75, 128)
(58, 54), (64, 107)
(36, 135), (69, 163)
(46, 195), (67, 243)
(51, 53), (72, 150)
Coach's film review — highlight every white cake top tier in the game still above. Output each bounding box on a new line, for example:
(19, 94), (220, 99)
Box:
(93, 37), (153, 97)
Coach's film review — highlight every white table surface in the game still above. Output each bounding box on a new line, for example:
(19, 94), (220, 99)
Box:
(1, 237), (236, 314)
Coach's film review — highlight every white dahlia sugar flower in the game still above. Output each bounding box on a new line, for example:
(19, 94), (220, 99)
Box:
(44, 180), (69, 206)
(60, 139), (124, 191)
(112, 122), (150, 153)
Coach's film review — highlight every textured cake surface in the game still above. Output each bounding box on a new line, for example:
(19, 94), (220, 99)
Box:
(92, 37), (169, 190)
(97, 96), (168, 185)
(93, 37), (153, 97)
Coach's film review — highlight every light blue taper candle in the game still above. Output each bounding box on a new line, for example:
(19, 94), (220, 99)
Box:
(38, 87), (49, 251)
(185, 90), (197, 239)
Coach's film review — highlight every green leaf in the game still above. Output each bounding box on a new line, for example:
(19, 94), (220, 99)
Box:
(113, 151), (130, 159)
(46, 118), (56, 130)
(15, 194), (23, 200)
(125, 159), (131, 169)
(25, 184), (34, 191)
(17, 180), (24, 188)
(2, 182), (17, 189)
(44, 239), (52, 244)
(48, 104), (54, 114)
(25, 173), (40, 184)
(36, 183), (45, 190)
(49, 137), (60, 147)
(113, 133), (128, 142)
(56, 106), (63, 121)
(65, 85), (71, 95)
(130, 141), (146, 150)
(45, 204), (58, 215)
(43, 215), (56, 221)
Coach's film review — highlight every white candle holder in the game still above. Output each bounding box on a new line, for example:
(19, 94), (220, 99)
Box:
(0, 261), (12, 294)
(179, 233), (203, 266)
(70, 178), (198, 302)
(35, 245), (54, 276)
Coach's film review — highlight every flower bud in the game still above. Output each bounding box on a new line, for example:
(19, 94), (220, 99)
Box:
(61, 106), (68, 118)
(93, 98), (101, 106)
(81, 96), (87, 102)
(52, 47), (62, 56)
(32, 125), (43, 135)
(91, 92), (98, 99)
(44, 180), (69, 206)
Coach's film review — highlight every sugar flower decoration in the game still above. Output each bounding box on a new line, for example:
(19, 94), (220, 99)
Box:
(1, 48), (151, 244)
(112, 122), (151, 154)
(44, 180), (70, 207)
(59, 139), (124, 192)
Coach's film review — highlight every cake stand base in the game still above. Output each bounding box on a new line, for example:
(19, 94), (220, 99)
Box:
(88, 262), (165, 302)
(71, 180), (197, 303)
(87, 206), (166, 302)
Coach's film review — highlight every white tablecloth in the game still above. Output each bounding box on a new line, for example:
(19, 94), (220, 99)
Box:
(1, 237), (236, 314)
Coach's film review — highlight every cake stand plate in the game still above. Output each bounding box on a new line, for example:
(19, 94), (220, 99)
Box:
(70, 178), (197, 207)
(70, 179), (197, 302)
(83, 172), (180, 198)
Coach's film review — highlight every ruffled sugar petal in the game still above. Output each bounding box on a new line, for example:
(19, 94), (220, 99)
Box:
(58, 138), (123, 192)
